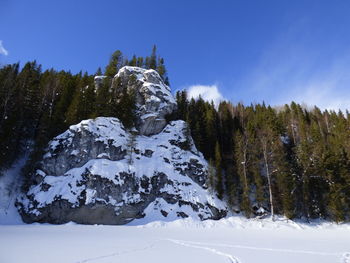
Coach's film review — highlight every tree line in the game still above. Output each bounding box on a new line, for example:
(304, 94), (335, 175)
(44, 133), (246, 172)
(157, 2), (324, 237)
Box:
(175, 91), (350, 222)
(1, 47), (350, 222)
(0, 46), (167, 180)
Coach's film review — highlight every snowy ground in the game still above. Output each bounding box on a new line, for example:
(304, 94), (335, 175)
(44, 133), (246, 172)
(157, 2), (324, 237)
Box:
(1, 159), (350, 263)
(1, 217), (350, 263)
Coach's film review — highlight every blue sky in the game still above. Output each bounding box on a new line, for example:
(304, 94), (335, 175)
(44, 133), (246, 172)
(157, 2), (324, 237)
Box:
(1, 0), (350, 111)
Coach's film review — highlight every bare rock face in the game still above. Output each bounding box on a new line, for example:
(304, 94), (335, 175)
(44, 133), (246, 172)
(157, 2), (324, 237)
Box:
(17, 118), (227, 225)
(36, 118), (127, 180)
(113, 66), (177, 136)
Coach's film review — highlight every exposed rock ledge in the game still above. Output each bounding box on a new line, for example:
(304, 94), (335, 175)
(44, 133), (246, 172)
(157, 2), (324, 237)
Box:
(96, 66), (177, 136)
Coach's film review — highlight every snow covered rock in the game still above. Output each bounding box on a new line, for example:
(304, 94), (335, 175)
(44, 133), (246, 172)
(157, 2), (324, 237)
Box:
(93, 75), (107, 88)
(17, 117), (227, 225)
(113, 66), (177, 135)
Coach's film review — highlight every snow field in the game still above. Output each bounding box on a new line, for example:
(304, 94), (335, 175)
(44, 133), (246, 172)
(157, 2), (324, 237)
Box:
(1, 217), (350, 263)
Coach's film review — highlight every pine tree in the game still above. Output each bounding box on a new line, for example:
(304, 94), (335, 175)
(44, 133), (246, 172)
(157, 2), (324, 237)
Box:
(215, 141), (224, 199)
(175, 90), (188, 121)
(205, 103), (218, 160)
(116, 87), (136, 129)
(50, 71), (78, 136)
(95, 67), (102, 76)
(129, 55), (137, 66)
(149, 45), (157, 70)
(105, 50), (123, 77)
(136, 57), (144, 67)
(207, 158), (216, 191)
(234, 132), (252, 217)
(94, 77), (111, 117)
(0, 63), (20, 167)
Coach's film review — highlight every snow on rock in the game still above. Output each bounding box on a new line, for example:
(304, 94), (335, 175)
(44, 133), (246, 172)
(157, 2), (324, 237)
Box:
(114, 66), (177, 135)
(0, 157), (27, 225)
(38, 117), (127, 179)
(17, 117), (227, 225)
(94, 66), (177, 136)
(94, 66), (176, 135)
(93, 75), (107, 89)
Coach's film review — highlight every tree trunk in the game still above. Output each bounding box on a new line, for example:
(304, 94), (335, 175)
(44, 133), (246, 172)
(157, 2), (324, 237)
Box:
(242, 138), (248, 190)
(262, 140), (274, 221)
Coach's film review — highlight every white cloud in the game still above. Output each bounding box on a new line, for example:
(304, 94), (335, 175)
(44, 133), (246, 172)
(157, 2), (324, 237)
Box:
(291, 76), (350, 112)
(260, 54), (350, 112)
(0, 41), (9, 56)
(187, 84), (224, 106)
(236, 21), (350, 112)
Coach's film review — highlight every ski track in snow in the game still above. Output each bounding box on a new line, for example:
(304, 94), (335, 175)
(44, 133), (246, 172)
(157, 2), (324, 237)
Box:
(74, 241), (158, 263)
(75, 239), (241, 263)
(178, 240), (342, 257)
(166, 239), (240, 263)
(167, 239), (350, 263)
(47, 237), (350, 263)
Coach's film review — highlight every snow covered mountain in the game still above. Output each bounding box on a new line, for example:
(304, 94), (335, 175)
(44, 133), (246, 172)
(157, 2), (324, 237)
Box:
(17, 67), (227, 225)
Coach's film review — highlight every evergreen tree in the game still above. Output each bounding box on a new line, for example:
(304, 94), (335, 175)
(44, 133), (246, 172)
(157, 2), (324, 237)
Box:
(95, 67), (102, 76)
(94, 78), (111, 117)
(105, 50), (123, 77)
(149, 45), (157, 70)
(234, 132), (252, 217)
(129, 55), (137, 66)
(215, 141), (224, 199)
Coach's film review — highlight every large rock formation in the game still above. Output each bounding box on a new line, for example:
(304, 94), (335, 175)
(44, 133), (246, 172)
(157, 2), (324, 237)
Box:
(17, 66), (227, 225)
(96, 66), (177, 136)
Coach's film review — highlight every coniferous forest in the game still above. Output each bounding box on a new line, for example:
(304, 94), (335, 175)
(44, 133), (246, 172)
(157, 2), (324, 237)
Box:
(1, 47), (350, 222)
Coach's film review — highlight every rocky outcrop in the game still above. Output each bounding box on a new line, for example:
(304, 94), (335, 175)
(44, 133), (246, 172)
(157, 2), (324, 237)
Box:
(17, 66), (227, 225)
(100, 66), (177, 136)
(36, 118), (127, 181)
(17, 117), (227, 225)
